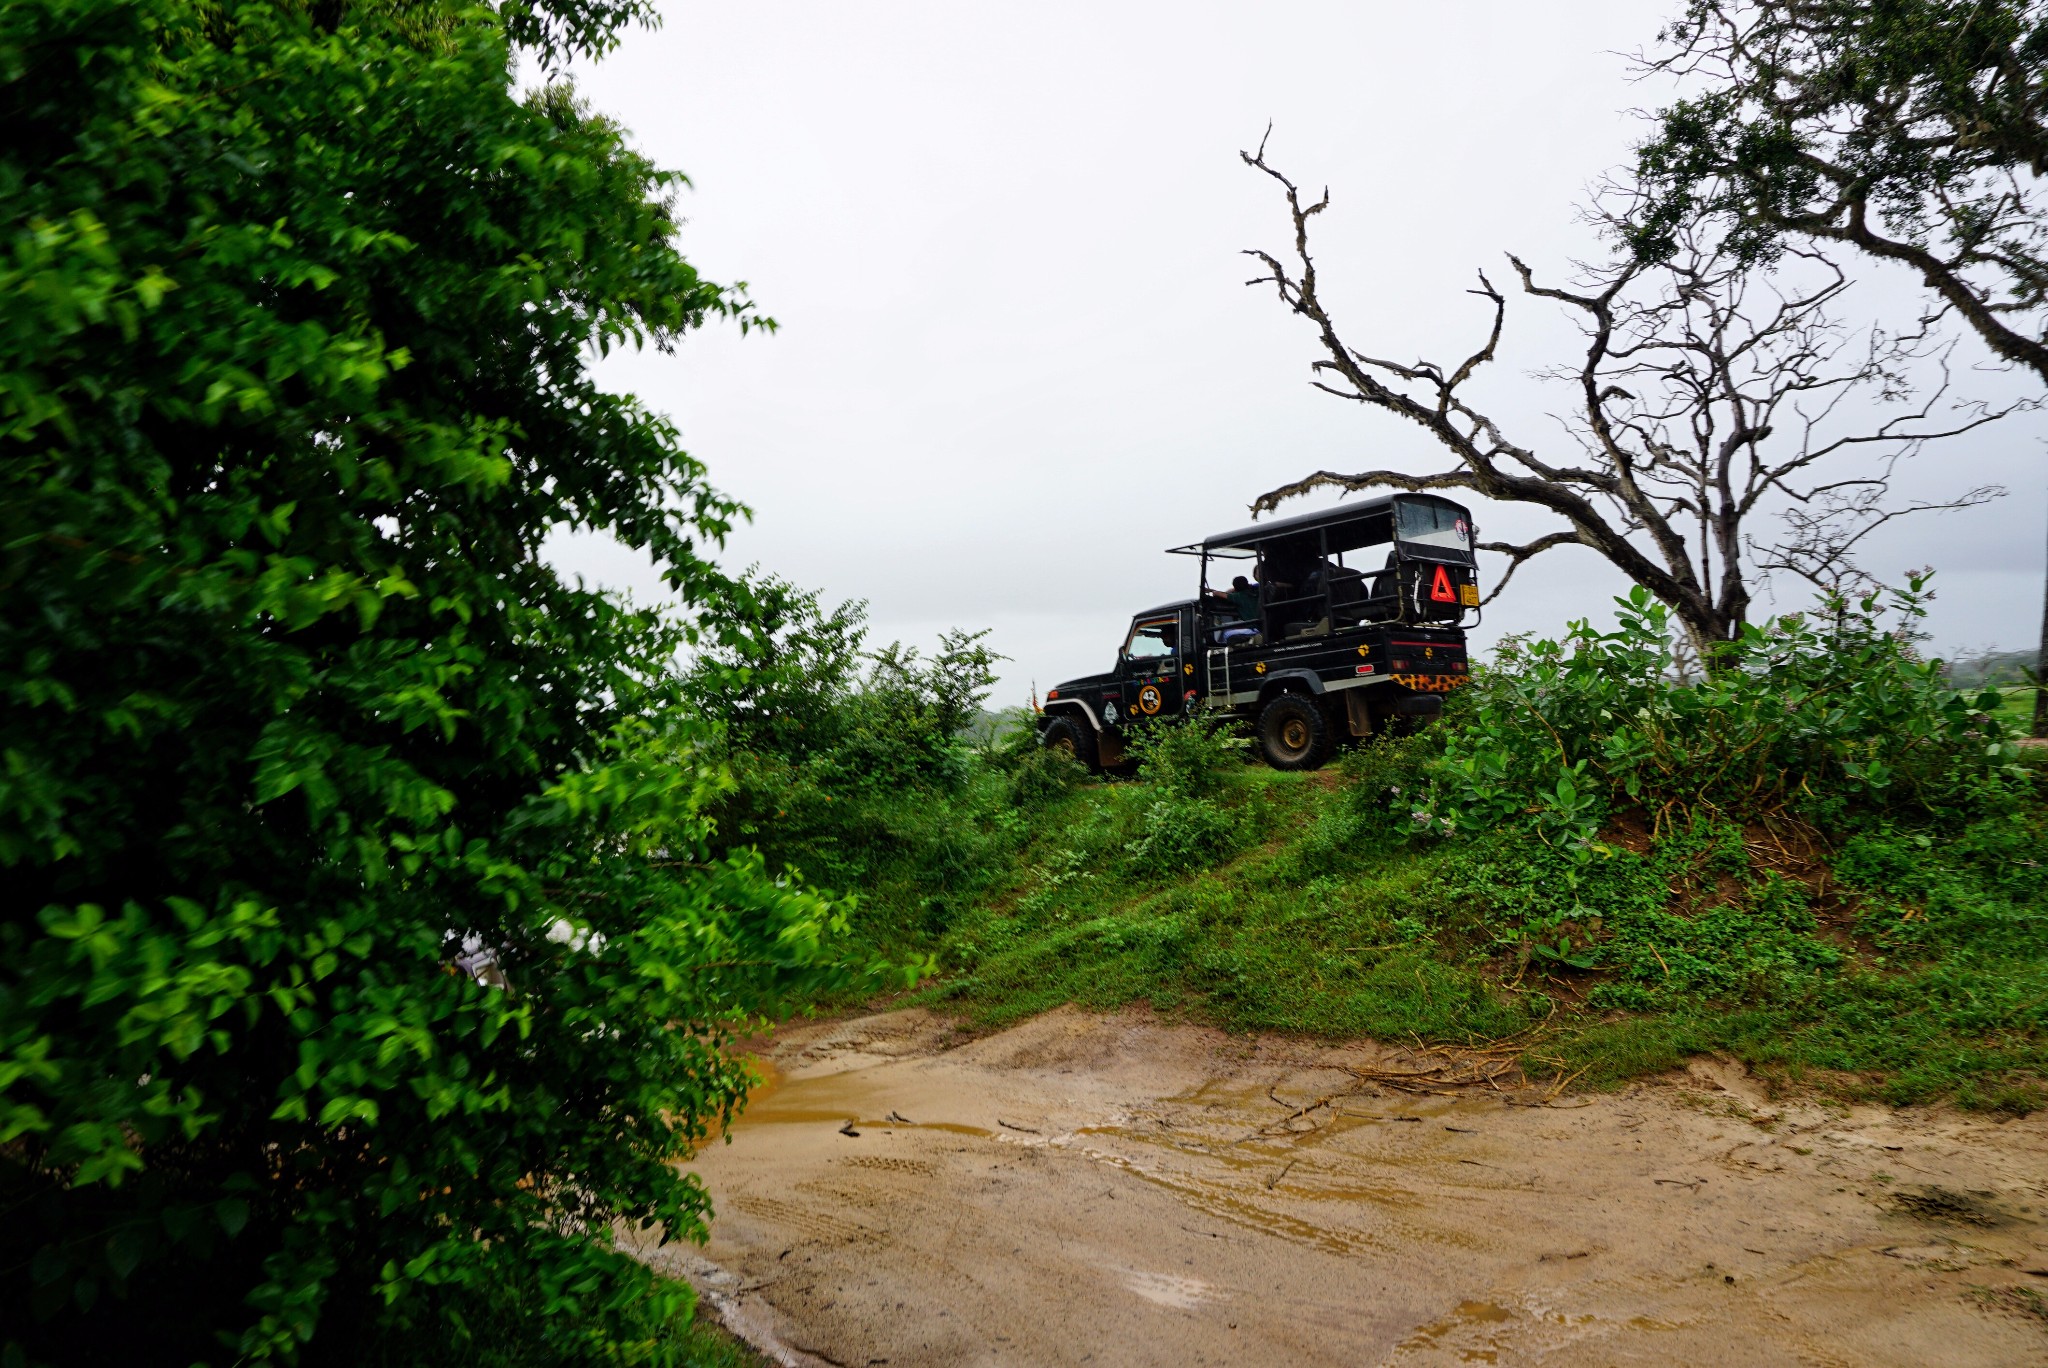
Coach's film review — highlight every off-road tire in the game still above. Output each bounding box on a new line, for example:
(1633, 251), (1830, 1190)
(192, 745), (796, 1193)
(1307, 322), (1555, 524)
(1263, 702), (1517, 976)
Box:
(1257, 692), (1335, 771)
(1040, 713), (1100, 771)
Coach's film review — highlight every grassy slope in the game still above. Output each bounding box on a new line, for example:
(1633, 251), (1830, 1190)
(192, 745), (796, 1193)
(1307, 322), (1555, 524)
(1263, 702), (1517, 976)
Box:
(912, 769), (1524, 1040)
(678, 1317), (769, 1368)
(895, 750), (2048, 1113)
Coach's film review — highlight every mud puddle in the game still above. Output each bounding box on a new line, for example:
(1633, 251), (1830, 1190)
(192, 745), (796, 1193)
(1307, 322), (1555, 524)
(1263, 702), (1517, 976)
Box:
(626, 1007), (2048, 1366)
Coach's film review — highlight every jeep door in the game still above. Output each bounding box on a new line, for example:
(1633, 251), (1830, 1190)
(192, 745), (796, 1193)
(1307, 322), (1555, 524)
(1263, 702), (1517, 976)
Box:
(1118, 613), (1186, 725)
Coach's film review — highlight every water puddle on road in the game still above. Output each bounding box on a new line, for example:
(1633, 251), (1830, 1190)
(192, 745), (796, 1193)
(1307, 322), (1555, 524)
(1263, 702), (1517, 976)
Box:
(1396, 1299), (1517, 1362)
(727, 1056), (994, 1138)
(744, 1108), (995, 1139)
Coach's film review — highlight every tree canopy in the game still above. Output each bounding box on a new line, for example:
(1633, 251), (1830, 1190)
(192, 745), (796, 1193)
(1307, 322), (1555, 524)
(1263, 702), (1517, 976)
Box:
(0, 0), (854, 1362)
(1635, 0), (2048, 724)
(1636, 1), (2048, 378)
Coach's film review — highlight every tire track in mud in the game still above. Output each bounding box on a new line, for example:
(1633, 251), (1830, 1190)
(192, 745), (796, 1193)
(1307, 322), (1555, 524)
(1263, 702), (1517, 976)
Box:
(1064, 1127), (1512, 1260)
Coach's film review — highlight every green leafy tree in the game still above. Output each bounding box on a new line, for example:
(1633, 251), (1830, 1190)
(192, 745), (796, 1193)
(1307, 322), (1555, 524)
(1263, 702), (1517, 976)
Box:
(1637, 1), (2048, 373)
(1, 0), (854, 1362)
(682, 576), (1007, 932)
(1634, 0), (2048, 730)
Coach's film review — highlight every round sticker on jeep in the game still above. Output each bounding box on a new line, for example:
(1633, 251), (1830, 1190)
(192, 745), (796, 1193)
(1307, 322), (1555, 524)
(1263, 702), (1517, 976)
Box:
(1136, 684), (1163, 715)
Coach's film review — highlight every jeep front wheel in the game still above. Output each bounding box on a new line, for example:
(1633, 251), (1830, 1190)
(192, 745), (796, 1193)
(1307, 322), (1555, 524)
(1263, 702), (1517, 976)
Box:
(1039, 714), (1100, 771)
(1257, 693), (1334, 771)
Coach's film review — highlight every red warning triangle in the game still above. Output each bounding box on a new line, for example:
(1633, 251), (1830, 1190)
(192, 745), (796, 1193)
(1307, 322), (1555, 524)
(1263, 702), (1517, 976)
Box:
(1429, 565), (1457, 604)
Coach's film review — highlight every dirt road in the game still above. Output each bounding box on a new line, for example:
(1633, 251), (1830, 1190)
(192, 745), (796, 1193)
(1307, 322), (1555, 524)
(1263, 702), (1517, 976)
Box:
(630, 1008), (2048, 1366)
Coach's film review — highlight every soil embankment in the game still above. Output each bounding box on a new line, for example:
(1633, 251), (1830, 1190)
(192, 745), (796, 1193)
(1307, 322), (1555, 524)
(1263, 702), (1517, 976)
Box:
(631, 1008), (2048, 1366)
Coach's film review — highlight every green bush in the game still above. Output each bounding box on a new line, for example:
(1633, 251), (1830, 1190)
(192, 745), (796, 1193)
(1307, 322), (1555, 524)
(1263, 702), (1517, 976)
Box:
(999, 727), (1087, 811)
(1418, 578), (2024, 848)
(1127, 716), (1250, 801)
(1295, 734), (1435, 875)
(0, 1), (863, 1362)
(679, 578), (1009, 952)
(1112, 721), (1253, 875)
(1123, 791), (1241, 875)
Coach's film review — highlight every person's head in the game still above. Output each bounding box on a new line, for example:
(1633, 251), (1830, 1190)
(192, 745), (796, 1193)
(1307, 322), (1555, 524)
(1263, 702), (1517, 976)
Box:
(1231, 575), (1249, 591)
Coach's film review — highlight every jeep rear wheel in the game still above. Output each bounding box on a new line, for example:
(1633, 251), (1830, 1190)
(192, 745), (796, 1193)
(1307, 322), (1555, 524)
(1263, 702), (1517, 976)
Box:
(1040, 714), (1099, 771)
(1257, 692), (1335, 771)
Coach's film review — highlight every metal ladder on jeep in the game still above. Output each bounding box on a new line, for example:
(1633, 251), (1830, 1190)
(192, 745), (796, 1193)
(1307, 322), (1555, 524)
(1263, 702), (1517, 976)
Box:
(1203, 646), (1230, 709)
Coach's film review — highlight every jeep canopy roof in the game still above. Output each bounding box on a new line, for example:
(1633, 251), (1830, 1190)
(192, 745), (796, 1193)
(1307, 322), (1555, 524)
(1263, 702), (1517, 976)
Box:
(1168, 493), (1475, 561)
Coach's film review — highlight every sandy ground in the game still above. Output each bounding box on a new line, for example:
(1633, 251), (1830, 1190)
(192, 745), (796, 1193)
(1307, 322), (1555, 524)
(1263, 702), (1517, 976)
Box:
(628, 1007), (2048, 1367)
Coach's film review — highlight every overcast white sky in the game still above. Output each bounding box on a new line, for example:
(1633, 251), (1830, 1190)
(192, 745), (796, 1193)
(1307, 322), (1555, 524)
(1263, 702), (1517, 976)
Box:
(548, 2), (2048, 705)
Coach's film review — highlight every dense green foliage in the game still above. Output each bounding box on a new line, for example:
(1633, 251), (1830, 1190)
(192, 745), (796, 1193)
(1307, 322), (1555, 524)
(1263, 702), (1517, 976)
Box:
(1418, 580), (2024, 847)
(1, 1), (859, 1363)
(680, 578), (1007, 953)
(5, 0), (2042, 1361)
(1630, 0), (2048, 260)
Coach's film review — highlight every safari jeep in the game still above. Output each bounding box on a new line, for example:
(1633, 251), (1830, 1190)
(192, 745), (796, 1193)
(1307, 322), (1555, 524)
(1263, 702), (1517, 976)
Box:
(1037, 494), (1479, 771)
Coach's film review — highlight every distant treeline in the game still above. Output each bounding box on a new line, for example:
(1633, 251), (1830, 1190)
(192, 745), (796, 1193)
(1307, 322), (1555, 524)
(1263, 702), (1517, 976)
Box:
(1946, 647), (2038, 689)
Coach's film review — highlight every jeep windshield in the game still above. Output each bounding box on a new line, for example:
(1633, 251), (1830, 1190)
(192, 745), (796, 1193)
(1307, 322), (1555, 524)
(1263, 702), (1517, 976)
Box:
(1394, 499), (1473, 556)
(1122, 617), (1180, 661)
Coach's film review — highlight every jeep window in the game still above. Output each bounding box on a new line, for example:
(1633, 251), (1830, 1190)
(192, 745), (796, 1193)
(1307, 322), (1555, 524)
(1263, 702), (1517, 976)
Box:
(1396, 500), (1472, 554)
(1123, 619), (1178, 660)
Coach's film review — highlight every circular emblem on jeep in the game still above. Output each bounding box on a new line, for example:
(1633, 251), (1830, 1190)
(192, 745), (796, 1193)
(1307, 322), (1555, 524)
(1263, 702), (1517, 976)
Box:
(1136, 684), (1163, 715)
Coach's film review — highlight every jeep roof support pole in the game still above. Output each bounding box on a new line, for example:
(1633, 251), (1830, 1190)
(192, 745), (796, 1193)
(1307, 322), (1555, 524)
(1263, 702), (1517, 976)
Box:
(1318, 526), (1332, 628)
(1394, 541), (1411, 627)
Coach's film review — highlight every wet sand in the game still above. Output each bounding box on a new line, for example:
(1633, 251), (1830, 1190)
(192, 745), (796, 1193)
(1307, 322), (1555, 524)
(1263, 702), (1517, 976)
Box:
(629, 1007), (2048, 1366)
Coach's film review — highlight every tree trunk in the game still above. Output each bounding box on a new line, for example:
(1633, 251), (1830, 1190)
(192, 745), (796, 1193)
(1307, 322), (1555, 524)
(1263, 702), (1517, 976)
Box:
(2036, 487), (2048, 739)
(1675, 605), (1741, 674)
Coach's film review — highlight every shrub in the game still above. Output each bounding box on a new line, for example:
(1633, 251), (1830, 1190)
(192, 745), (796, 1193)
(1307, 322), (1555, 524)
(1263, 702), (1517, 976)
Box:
(1128, 717), (1250, 801)
(1417, 577), (2025, 849)
(681, 579), (1009, 951)
(1124, 793), (1242, 875)
(1001, 732), (1087, 810)
(1296, 734), (1436, 874)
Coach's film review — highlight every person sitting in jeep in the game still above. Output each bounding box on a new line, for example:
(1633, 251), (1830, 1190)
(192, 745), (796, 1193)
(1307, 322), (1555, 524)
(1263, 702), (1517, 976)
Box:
(1205, 574), (1263, 643)
(1211, 575), (1259, 621)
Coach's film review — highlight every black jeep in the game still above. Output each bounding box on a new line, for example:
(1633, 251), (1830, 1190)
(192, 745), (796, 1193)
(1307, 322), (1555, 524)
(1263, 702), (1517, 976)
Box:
(1037, 494), (1479, 771)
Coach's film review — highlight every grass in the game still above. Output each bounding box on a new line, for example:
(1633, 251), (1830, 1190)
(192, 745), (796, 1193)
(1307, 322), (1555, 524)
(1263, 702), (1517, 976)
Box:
(887, 741), (2048, 1113)
(1990, 690), (2041, 735)
(677, 1312), (770, 1368)
(914, 770), (1525, 1041)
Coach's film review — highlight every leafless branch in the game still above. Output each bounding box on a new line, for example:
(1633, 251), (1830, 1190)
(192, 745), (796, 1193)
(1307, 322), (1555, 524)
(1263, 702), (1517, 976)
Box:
(1241, 136), (2018, 652)
(1476, 532), (1584, 605)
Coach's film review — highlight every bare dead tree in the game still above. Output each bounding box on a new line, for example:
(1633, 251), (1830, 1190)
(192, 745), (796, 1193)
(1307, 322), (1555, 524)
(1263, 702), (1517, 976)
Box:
(1241, 138), (2017, 659)
(1749, 455), (1998, 603)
